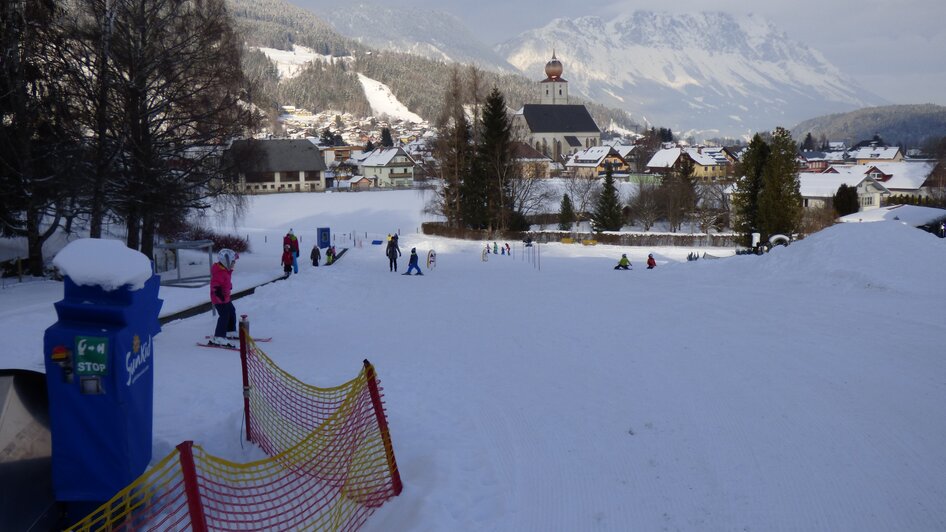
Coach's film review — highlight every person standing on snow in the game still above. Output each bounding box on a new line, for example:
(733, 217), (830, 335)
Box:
(290, 231), (300, 273)
(404, 248), (423, 275)
(647, 254), (657, 269)
(310, 244), (321, 267)
(209, 249), (238, 347)
(281, 245), (293, 276)
(614, 254), (631, 270)
(386, 235), (401, 272)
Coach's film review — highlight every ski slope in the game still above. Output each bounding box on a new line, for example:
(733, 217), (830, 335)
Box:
(1, 190), (945, 531)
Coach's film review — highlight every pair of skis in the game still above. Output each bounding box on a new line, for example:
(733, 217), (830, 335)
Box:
(197, 336), (271, 351)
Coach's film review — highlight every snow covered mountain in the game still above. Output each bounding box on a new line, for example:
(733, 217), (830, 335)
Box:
(496, 12), (886, 137)
(309, 2), (516, 72)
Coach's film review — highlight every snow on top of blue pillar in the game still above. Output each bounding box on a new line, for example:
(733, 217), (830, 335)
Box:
(53, 238), (153, 291)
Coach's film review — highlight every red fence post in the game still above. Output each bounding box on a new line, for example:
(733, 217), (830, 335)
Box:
(363, 359), (403, 496)
(240, 315), (252, 442)
(176, 441), (208, 532)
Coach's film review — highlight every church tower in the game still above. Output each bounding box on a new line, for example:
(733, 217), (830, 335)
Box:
(539, 51), (569, 105)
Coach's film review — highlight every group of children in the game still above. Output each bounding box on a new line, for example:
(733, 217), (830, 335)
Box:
(281, 228), (336, 275)
(614, 253), (658, 270)
(485, 242), (511, 255)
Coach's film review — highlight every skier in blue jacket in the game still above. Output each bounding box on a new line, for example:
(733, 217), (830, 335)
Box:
(404, 248), (423, 275)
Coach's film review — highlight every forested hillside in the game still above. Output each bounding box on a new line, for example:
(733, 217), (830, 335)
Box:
(792, 104), (946, 148)
(228, 0), (637, 130)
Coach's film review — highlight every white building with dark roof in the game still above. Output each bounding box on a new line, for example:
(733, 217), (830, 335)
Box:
(357, 147), (416, 187)
(512, 53), (601, 164)
(225, 139), (329, 193)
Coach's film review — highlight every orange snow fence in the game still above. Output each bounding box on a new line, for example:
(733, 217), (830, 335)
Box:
(70, 333), (401, 531)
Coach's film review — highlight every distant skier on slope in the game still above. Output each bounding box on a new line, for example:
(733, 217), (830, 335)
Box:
(404, 248), (423, 275)
(647, 254), (657, 269)
(614, 254), (631, 270)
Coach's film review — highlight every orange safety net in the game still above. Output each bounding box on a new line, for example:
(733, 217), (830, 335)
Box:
(69, 338), (401, 531)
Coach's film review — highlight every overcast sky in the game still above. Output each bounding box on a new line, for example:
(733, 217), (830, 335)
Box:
(293, 0), (946, 106)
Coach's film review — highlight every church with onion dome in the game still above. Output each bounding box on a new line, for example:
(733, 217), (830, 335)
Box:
(513, 52), (601, 164)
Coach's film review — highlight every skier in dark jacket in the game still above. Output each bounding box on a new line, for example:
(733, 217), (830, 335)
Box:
(404, 248), (423, 275)
(310, 244), (321, 267)
(386, 235), (401, 272)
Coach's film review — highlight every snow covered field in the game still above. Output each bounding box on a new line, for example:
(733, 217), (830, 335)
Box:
(2, 190), (945, 531)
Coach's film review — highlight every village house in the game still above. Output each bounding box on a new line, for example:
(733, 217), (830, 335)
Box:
(225, 138), (328, 193)
(798, 171), (889, 211)
(357, 147), (417, 187)
(646, 147), (730, 181)
(512, 53), (601, 163)
(564, 146), (629, 178)
(511, 142), (553, 178)
(849, 145), (904, 165)
(824, 161), (939, 198)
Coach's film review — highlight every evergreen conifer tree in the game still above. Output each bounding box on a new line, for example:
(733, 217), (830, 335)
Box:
(833, 184), (859, 216)
(732, 134), (770, 246)
(758, 127), (803, 240)
(380, 127), (394, 147)
(559, 193), (575, 230)
(365, 140), (375, 152)
(474, 87), (515, 231)
(592, 164), (623, 232)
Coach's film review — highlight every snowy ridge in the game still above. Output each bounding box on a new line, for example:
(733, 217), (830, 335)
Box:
(497, 12), (886, 136)
(254, 45), (352, 80)
(315, 3), (516, 72)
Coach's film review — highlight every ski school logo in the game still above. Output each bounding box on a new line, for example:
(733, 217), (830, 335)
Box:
(126, 334), (152, 386)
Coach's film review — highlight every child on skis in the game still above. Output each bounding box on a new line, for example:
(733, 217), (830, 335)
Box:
(209, 249), (238, 347)
(614, 254), (631, 270)
(404, 248), (423, 275)
(647, 254), (657, 269)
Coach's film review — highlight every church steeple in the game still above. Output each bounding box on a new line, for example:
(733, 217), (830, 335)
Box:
(540, 51), (568, 105)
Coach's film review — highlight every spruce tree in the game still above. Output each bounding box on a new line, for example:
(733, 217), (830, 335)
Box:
(365, 140), (375, 152)
(592, 165), (623, 232)
(559, 193), (575, 230)
(757, 127), (802, 240)
(380, 127), (394, 147)
(475, 87), (515, 232)
(833, 184), (859, 216)
(732, 134), (770, 246)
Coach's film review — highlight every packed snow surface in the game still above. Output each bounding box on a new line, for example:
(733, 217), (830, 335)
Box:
(2, 190), (945, 531)
(356, 73), (425, 123)
(52, 238), (153, 291)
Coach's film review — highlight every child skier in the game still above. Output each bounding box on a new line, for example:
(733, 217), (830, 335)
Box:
(404, 248), (423, 275)
(614, 254), (631, 270)
(647, 254), (657, 269)
(281, 245), (293, 276)
(209, 249), (238, 347)
(310, 244), (320, 267)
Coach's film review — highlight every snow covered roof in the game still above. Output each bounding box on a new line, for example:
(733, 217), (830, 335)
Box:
(826, 162), (935, 191)
(870, 161), (936, 190)
(849, 146), (902, 160)
(798, 172), (888, 198)
(839, 204), (946, 226)
(646, 147), (680, 169)
(359, 147), (415, 168)
(568, 146), (616, 167)
(684, 148), (723, 167)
